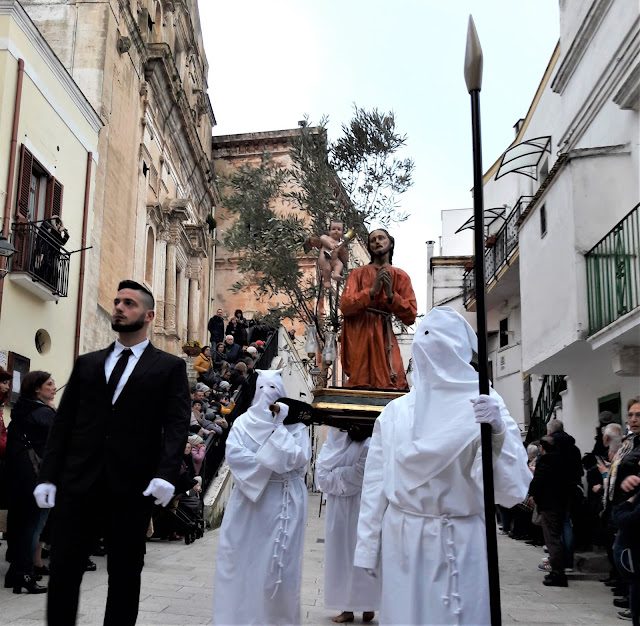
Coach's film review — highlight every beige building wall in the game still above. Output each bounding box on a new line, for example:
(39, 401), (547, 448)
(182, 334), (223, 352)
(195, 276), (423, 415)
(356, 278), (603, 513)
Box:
(20, 0), (219, 355)
(0, 1), (101, 417)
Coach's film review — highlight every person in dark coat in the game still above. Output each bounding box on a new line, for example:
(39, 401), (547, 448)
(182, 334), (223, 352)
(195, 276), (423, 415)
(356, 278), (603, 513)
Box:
(226, 309), (248, 347)
(33, 280), (190, 626)
(208, 308), (226, 347)
(529, 436), (570, 587)
(222, 335), (241, 365)
(5, 371), (57, 594)
(612, 469), (640, 625)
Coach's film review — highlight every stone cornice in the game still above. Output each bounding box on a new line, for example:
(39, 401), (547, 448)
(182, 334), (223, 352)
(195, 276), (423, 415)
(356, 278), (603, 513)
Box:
(212, 128), (322, 158)
(117, 0), (146, 61)
(613, 62), (640, 111)
(145, 43), (215, 211)
(551, 0), (615, 95)
(0, 0), (103, 134)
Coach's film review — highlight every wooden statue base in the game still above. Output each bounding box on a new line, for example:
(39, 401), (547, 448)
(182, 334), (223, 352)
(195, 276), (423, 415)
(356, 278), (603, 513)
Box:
(280, 388), (406, 438)
(312, 387), (405, 419)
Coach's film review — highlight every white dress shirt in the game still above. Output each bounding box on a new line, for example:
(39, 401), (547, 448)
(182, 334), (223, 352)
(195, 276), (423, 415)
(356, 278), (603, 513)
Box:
(104, 338), (150, 404)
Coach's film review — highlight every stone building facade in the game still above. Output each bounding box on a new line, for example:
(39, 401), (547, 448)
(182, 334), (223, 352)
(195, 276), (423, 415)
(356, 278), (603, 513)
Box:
(212, 128), (369, 334)
(20, 0), (218, 354)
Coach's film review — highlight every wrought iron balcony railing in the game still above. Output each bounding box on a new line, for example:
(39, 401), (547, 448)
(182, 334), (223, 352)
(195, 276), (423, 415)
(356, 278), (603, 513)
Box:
(586, 203), (640, 335)
(10, 222), (70, 297)
(463, 195), (533, 306)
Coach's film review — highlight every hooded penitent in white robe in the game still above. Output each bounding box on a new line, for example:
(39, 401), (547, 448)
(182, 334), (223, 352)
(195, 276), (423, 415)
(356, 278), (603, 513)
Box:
(315, 428), (381, 612)
(212, 370), (311, 626)
(354, 306), (532, 626)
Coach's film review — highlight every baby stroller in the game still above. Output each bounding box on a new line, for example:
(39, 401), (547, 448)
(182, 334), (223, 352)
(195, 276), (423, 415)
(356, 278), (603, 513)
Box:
(151, 488), (205, 545)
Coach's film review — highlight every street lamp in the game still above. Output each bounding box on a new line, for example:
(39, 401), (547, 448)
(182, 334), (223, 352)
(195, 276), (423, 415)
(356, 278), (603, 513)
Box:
(465, 15), (501, 626)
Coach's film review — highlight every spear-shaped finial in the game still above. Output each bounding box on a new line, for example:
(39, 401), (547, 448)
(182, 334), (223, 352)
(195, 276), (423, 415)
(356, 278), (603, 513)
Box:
(464, 15), (483, 93)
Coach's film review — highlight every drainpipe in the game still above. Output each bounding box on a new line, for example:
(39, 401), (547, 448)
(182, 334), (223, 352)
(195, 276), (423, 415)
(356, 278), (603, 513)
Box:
(74, 152), (92, 359)
(425, 240), (435, 312)
(0, 59), (25, 324)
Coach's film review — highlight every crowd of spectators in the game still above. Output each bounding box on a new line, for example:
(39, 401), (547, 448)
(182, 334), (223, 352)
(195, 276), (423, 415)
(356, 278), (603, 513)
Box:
(497, 397), (640, 623)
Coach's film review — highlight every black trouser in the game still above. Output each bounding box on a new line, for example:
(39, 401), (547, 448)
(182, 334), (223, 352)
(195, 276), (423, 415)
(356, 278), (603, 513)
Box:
(47, 486), (153, 626)
(540, 508), (565, 574)
(7, 495), (48, 578)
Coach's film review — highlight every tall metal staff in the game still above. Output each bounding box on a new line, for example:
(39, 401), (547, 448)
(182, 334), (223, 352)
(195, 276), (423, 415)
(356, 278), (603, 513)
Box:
(464, 15), (501, 626)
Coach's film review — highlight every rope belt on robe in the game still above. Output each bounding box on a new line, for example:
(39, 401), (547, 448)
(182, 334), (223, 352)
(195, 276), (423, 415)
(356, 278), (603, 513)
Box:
(269, 476), (303, 599)
(390, 502), (476, 626)
(365, 307), (397, 381)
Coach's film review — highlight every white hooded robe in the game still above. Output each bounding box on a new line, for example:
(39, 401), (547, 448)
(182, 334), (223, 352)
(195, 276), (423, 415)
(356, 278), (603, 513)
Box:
(212, 371), (311, 626)
(354, 307), (532, 626)
(315, 428), (381, 612)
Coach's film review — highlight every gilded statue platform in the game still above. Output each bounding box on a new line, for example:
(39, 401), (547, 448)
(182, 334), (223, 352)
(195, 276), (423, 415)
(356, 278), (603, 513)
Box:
(311, 387), (405, 418)
(280, 388), (405, 437)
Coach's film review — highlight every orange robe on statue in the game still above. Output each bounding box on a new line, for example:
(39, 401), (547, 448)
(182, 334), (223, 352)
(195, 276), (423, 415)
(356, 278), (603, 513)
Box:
(340, 265), (417, 390)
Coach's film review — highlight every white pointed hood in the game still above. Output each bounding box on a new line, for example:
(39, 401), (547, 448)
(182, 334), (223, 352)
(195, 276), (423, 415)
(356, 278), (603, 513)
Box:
(234, 370), (286, 445)
(392, 306), (483, 490)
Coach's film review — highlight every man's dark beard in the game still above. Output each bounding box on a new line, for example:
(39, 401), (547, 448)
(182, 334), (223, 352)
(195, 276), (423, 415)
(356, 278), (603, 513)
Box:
(111, 313), (146, 333)
(370, 244), (392, 258)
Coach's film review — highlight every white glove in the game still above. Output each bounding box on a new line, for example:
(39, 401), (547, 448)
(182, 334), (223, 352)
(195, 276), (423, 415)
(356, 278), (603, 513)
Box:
(471, 395), (506, 434)
(143, 478), (175, 507)
(33, 482), (57, 508)
(272, 402), (289, 427)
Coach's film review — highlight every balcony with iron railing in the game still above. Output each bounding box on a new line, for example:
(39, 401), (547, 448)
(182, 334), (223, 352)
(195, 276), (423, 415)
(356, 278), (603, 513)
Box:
(463, 196), (533, 307)
(586, 203), (640, 336)
(9, 222), (70, 300)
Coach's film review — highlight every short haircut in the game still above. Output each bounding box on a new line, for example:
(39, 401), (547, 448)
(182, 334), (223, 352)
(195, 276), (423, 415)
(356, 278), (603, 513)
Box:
(604, 423), (623, 439)
(117, 280), (155, 310)
(627, 396), (640, 411)
(526, 444), (538, 462)
(225, 335), (234, 342)
(21, 370), (52, 400)
(547, 419), (563, 434)
(234, 362), (247, 373)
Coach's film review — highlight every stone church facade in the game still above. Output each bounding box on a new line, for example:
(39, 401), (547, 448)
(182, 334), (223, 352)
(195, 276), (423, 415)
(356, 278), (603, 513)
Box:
(21, 0), (218, 354)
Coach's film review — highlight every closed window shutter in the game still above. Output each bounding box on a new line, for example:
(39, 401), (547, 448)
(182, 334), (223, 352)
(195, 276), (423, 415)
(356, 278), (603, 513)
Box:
(16, 144), (33, 221)
(45, 178), (63, 219)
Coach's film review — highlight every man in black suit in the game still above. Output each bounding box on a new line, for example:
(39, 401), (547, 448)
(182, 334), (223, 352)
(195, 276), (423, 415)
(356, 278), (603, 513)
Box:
(33, 280), (190, 626)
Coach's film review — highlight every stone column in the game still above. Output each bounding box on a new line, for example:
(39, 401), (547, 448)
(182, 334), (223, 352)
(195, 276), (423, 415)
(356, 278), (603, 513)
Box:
(154, 232), (168, 332)
(188, 275), (200, 342)
(165, 239), (177, 335)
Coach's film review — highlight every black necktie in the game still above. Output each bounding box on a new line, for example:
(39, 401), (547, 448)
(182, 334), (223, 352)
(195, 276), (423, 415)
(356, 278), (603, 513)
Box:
(107, 348), (132, 402)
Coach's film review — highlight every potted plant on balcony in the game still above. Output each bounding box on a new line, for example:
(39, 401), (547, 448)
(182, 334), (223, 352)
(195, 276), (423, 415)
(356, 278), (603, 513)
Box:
(464, 260), (474, 272)
(485, 235), (496, 248)
(182, 340), (202, 357)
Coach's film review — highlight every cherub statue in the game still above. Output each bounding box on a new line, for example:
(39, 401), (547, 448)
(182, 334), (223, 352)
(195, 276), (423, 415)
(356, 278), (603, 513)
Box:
(304, 221), (353, 288)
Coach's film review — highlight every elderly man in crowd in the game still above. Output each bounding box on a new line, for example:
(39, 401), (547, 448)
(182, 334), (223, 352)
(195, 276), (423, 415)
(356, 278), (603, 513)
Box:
(223, 335), (242, 365)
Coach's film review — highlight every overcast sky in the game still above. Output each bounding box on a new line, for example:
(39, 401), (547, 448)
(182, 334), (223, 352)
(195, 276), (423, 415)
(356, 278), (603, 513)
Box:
(198, 1), (560, 316)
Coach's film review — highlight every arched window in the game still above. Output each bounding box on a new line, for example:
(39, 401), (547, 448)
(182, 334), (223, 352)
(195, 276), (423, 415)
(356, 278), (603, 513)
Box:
(145, 226), (155, 286)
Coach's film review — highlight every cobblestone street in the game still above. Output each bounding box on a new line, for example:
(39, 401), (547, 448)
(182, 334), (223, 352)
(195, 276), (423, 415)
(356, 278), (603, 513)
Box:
(0, 493), (625, 625)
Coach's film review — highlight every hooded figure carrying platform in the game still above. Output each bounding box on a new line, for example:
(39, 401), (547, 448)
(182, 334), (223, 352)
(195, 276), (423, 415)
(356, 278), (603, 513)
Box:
(212, 370), (310, 626)
(354, 306), (531, 625)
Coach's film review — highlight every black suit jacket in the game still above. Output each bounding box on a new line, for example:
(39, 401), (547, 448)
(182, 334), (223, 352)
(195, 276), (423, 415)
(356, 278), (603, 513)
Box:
(39, 342), (190, 496)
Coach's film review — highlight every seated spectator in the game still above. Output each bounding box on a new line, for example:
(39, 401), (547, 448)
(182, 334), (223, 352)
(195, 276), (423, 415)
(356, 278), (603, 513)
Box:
(190, 400), (220, 435)
(212, 343), (226, 372)
(188, 434), (206, 476)
(194, 346), (213, 383)
(229, 362), (250, 395)
(223, 335), (242, 364)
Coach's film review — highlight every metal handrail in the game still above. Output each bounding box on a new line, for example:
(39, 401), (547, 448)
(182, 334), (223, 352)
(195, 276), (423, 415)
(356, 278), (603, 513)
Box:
(463, 196), (533, 306)
(9, 222), (70, 297)
(525, 374), (566, 444)
(586, 204), (640, 335)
